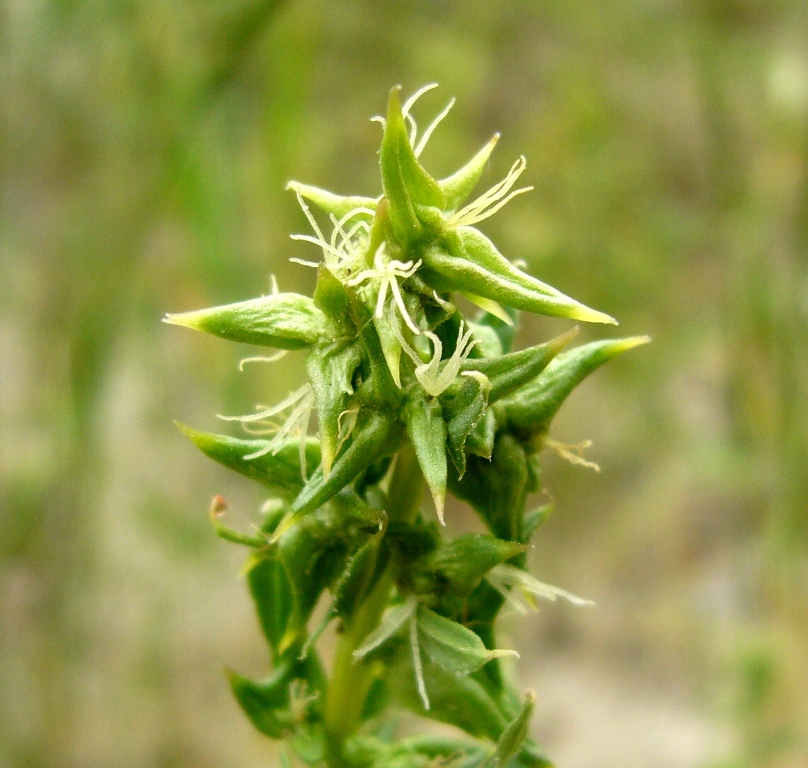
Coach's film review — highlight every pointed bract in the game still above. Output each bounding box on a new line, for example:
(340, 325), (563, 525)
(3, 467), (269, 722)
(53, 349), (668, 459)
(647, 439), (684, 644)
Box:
(165, 293), (327, 349)
(405, 391), (447, 524)
(439, 134), (500, 211)
(178, 424), (319, 502)
(503, 336), (651, 437)
(420, 235), (617, 325)
(287, 181), (377, 220)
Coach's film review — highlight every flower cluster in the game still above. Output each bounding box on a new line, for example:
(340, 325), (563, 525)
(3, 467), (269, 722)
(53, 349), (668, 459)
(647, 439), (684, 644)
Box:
(167, 86), (648, 768)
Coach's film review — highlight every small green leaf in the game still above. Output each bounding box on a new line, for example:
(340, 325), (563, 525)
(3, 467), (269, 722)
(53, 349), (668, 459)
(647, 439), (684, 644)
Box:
(247, 554), (294, 660)
(331, 531), (387, 622)
(291, 722), (327, 766)
(510, 742), (553, 768)
(461, 328), (578, 404)
(165, 293), (327, 349)
(279, 492), (380, 649)
(290, 411), (399, 519)
(493, 689), (535, 767)
(380, 87), (423, 246)
(373, 308), (405, 388)
(522, 503), (552, 542)
(345, 734), (488, 768)
(313, 264), (354, 327)
(448, 434), (530, 542)
(229, 656), (325, 743)
(503, 336), (651, 437)
(475, 306), (519, 355)
(464, 407), (496, 460)
(417, 606), (518, 675)
(413, 534), (525, 598)
(228, 664), (293, 739)
(441, 372), (490, 477)
(351, 289), (404, 408)
(306, 340), (362, 476)
(439, 134), (500, 211)
(287, 180), (377, 220)
(385, 87), (445, 207)
(353, 597), (417, 660)
(405, 391), (447, 524)
(390, 653), (508, 740)
(178, 424), (319, 502)
(420, 229), (615, 325)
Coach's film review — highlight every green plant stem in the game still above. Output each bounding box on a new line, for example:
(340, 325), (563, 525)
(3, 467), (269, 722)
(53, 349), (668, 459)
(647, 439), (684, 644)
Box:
(323, 444), (424, 764)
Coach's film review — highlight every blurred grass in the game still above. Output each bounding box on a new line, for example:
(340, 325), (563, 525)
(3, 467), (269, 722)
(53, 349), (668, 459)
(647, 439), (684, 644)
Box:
(1, 0), (807, 766)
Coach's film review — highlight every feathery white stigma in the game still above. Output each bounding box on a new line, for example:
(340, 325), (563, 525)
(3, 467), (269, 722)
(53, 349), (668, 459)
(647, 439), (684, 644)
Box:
(347, 245), (422, 334)
(447, 155), (533, 227)
(399, 321), (479, 397)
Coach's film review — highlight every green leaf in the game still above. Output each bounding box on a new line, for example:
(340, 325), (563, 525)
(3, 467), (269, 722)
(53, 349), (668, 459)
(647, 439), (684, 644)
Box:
(464, 407), (496, 460)
(291, 722), (328, 766)
(475, 306), (519, 355)
(353, 597), (417, 660)
(522, 503), (552, 542)
(387, 87), (445, 209)
(405, 391), (447, 524)
(448, 434), (530, 542)
(351, 289), (404, 408)
(390, 653), (508, 740)
(417, 606), (518, 675)
(247, 554), (294, 660)
(413, 534), (525, 598)
(290, 410), (399, 519)
(510, 742), (553, 768)
(502, 336), (651, 437)
(331, 531), (387, 622)
(461, 329), (578, 404)
(164, 293), (327, 349)
(492, 690), (535, 767)
(439, 134), (500, 211)
(177, 424), (319, 502)
(229, 655), (325, 742)
(344, 734), (488, 768)
(379, 88), (422, 245)
(420, 229), (616, 325)
(379, 87), (444, 245)
(313, 264), (354, 328)
(373, 308), (405, 388)
(306, 340), (362, 476)
(287, 180), (377, 220)
(229, 665), (292, 739)
(441, 373), (490, 477)
(278, 492), (380, 649)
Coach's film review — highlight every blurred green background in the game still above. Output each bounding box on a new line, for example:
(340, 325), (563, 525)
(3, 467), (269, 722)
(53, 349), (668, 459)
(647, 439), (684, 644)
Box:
(2, 0), (807, 766)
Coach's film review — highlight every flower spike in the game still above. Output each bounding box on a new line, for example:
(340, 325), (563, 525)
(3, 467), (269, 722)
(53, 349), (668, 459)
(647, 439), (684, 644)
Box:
(169, 86), (648, 768)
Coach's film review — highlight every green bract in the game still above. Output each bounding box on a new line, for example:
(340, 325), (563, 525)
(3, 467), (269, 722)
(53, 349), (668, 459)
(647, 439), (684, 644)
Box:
(168, 85), (649, 768)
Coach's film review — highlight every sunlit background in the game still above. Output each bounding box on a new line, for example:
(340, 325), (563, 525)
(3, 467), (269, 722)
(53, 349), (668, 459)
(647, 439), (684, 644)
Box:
(2, 1), (808, 766)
